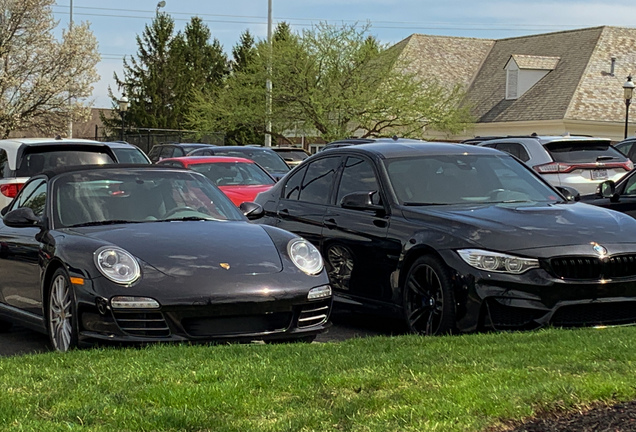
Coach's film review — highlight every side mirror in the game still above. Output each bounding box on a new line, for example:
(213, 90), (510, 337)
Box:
(3, 207), (43, 227)
(239, 201), (264, 220)
(340, 191), (384, 211)
(0, 206), (8, 216)
(554, 186), (580, 202)
(597, 180), (616, 199)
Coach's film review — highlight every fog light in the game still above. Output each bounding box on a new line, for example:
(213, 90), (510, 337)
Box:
(111, 296), (160, 309)
(307, 285), (331, 301)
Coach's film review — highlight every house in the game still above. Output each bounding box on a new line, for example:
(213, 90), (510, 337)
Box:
(392, 26), (636, 142)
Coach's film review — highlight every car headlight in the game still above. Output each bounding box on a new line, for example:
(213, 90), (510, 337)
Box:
(457, 249), (539, 274)
(94, 246), (141, 284)
(288, 238), (324, 275)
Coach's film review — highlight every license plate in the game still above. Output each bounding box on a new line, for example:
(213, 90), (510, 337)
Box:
(591, 169), (608, 180)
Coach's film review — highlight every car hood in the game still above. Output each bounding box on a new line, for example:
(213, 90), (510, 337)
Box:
(218, 185), (273, 206)
(403, 201), (636, 253)
(66, 220), (283, 276)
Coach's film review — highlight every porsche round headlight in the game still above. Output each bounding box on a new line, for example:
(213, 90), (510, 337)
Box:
(288, 238), (323, 275)
(94, 246), (140, 284)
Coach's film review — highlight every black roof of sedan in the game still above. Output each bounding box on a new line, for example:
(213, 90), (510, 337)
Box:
(323, 141), (502, 159)
(40, 163), (180, 179)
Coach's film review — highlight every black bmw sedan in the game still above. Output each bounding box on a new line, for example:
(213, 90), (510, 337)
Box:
(253, 140), (636, 335)
(0, 165), (331, 351)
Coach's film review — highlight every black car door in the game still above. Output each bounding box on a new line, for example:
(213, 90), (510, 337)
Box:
(0, 178), (47, 314)
(322, 155), (398, 304)
(273, 156), (342, 247)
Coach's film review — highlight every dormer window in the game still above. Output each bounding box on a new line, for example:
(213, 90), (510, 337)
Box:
(504, 55), (560, 100)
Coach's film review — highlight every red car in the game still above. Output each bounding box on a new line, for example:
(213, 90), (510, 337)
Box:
(157, 156), (276, 206)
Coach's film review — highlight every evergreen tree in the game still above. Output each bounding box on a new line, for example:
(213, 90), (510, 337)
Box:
(230, 30), (257, 73)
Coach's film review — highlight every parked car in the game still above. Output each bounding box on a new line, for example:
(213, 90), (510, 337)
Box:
(270, 146), (311, 167)
(105, 141), (151, 164)
(0, 164), (331, 351)
(579, 168), (636, 219)
(186, 146), (291, 181)
(157, 156), (276, 206)
(0, 137), (119, 209)
(478, 135), (633, 195)
(613, 136), (636, 161)
(147, 143), (215, 163)
(253, 140), (636, 335)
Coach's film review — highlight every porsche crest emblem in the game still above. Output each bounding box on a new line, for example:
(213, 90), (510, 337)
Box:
(220, 263), (231, 270)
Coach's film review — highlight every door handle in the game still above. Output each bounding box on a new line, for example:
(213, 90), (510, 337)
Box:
(324, 218), (337, 229)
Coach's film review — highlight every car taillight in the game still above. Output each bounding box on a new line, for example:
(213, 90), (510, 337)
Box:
(0, 183), (24, 198)
(533, 161), (633, 174)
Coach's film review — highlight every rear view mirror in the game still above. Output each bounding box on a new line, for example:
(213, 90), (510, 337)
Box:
(3, 207), (43, 227)
(239, 202), (264, 220)
(340, 191), (384, 211)
(554, 186), (580, 202)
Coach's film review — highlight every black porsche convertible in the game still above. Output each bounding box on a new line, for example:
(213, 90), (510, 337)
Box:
(0, 165), (332, 351)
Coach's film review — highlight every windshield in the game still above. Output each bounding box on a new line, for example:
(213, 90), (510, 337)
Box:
(212, 149), (290, 174)
(385, 154), (562, 205)
(189, 162), (275, 186)
(53, 169), (244, 228)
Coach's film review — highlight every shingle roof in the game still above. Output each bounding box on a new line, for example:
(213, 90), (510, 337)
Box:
(391, 34), (495, 89)
(508, 54), (560, 70)
(464, 27), (605, 123)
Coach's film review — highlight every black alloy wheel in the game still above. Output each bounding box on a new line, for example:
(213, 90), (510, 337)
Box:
(403, 255), (456, 335)
(47, 268), (78, 352)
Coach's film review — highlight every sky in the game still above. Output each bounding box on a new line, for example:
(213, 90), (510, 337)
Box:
(52, 0), (636, 108)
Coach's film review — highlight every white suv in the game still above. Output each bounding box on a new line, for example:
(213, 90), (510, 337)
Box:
(478, 135), (633, 195)
(0, 137), (119, 209)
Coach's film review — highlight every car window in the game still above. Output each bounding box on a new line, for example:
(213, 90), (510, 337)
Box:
(0, 148), (7, 178)
(112, 148), (149, 164)
(336, 157), (380, 205)
(386, 154), (558, 205)
(298, 157), (341, 204)
(615, 142), (632, 157)
(624, 174), (636, 195)
(544, 141), (628, 163)
(159, 146), (174, 159)
(148, 146), (161, 160)
(283, 165), (307, 200)
(191, 162), (274, 186)
(10, 179), (47, 216)
(495, 143), (530, 162)
(17, 151), (114, 177)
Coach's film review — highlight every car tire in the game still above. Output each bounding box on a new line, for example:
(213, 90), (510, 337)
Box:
(47, 268), (78, 352)
(402, 255), (456, 336)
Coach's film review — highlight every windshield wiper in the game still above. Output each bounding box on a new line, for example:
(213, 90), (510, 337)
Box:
(161, 216), (214, 222)
(68, 220), (143, 228)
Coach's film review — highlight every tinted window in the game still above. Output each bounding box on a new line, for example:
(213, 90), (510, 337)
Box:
(544, 141), (628, 163)
(159, 146), (174, 159)
(337, 157), (380, 204)
(148, 146), (161, 159)
(283, 165), (307, 200)
(11, 179), (46, 216)
(298, 157), (340, 204)
(17, 151), (114, 177)
(112, 148), (149, 164)
(495, 143), (530, 162)
(0, 148), (7, 178)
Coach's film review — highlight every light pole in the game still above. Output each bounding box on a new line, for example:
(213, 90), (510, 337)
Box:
(118, 94), (129, 142)
(265, 0), (272, 147)
(623, 75), (634, 139)
(156, 1), (166, 14)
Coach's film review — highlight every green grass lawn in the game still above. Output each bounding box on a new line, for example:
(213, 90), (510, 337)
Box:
(1, 326), (635, 431)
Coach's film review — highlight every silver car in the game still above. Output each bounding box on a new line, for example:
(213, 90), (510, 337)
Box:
(478, 135), (633, 195)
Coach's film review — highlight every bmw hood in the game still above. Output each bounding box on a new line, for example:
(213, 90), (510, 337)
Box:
(71, 221), (283, 276)
(403, 201), (636, 253)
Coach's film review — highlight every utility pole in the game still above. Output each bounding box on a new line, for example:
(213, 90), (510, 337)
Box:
(67, 0), (73, 138)
(264, 0), (272, 147)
